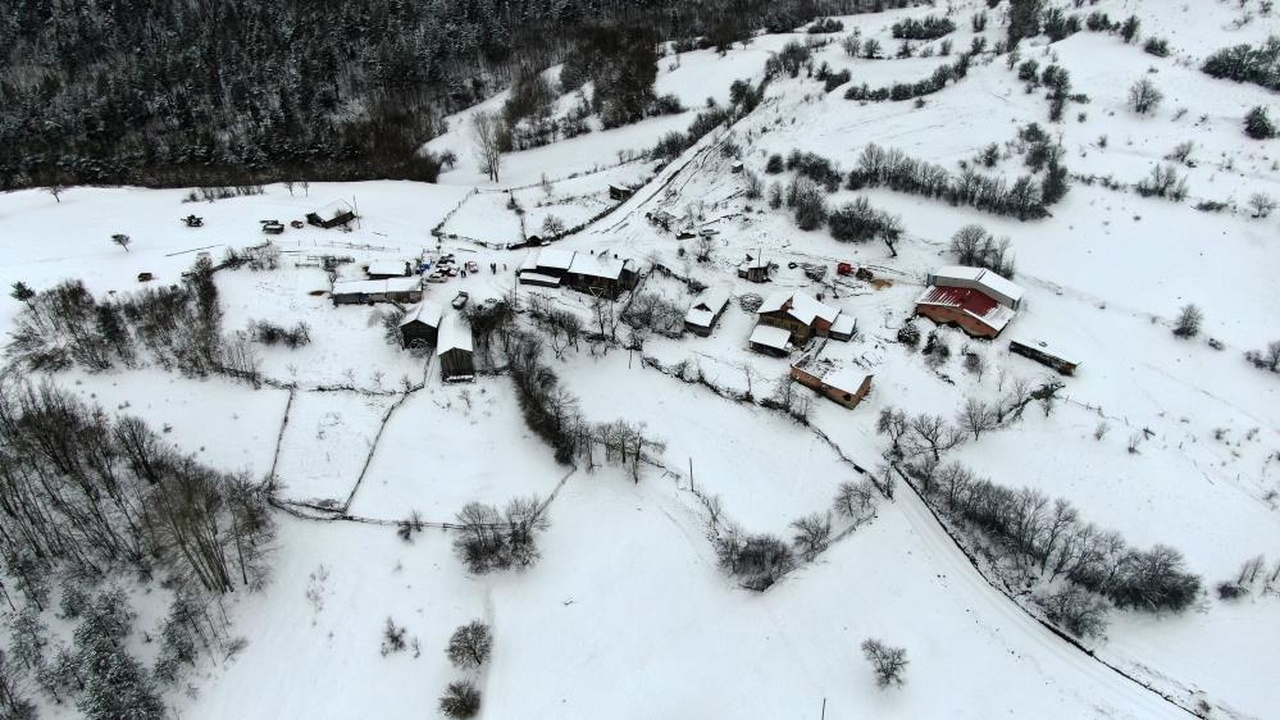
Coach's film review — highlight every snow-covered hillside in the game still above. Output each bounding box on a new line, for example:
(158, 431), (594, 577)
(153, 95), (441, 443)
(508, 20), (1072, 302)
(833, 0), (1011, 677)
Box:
(2, 2), (1278, 719)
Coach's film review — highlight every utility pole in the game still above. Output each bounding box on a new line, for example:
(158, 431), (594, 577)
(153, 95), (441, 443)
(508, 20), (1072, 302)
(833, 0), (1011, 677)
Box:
(689, 457), (694, 492)
(820, 698), (827, 720)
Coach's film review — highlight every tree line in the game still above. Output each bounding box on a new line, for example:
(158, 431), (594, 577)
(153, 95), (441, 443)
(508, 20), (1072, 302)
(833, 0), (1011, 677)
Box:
(0, 0), (894, 190)
(0, 380), (275, 605)
(878, 397), (1202, 637)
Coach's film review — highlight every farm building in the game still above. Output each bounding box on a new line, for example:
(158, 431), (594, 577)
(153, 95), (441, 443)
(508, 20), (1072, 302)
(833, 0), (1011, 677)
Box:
(330, 277), (423, 305)
(306, 200), (357, 229)
(1009, 337), (1080, 375)
(397, 300), (444, 348)
(366, 260), (412, 280)
(517, 247), (576, 288)
(749, 324), (792, 356)
(790, 354), (873, 409)
(684, 283), (733, 336)
(757, 290), (843, 345)
(915, 266), (1023, 339)
(609, 184), (635, 201)
(737, 255), (771, 283)
(565, 252), (638, 299)
(829, 314), (857, 342)
(437, 316), (475, 382)
(519, 248), (639, 299)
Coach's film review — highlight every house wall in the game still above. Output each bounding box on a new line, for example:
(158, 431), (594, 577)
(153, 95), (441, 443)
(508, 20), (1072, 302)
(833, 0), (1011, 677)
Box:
(439, 349), (475, 381)
(400, 322), (438, 348)
(758, 313), (809, 343)
(915, 304), (998, 339)
(790, 367), (873, 409)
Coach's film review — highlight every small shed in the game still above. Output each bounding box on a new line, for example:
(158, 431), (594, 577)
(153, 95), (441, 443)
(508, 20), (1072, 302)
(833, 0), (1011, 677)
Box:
(749, 324), (792, 356)
(1009, 337), (1080, 376)
(398, 300), (444, 348)
(608, 184), (635, 201)
(437, 316), (475, 382)
(829, 314), (857, 342)
(684, 283), (733, 337)
(738, 255), (771, 283)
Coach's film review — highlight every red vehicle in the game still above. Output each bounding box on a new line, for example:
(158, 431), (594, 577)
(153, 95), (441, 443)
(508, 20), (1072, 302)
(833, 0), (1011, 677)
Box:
(465, 260), (480, 274)
(837, 262), (855, 276)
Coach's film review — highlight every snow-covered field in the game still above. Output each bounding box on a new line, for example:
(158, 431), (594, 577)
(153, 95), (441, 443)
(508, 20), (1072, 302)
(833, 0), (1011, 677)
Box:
(3, 1), (1279, 719)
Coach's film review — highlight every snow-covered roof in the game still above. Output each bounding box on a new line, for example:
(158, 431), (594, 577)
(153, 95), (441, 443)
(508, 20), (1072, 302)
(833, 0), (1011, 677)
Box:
(690, 283), (732, 315)
(821, 366), (871, 396)
(568, 252), (629, 280)
(830, 314), (857, 336)
(537, 248), (576, 272)
(1008, 336), (1080, 366)
(740, 255), (769, 270)
(790, 292), (839, 325)
(685, 308), (716, 328)
(759, 290), (838, 326)
(367, 259), (407, 277)
(518, 271), (563, 287)
(749, 324), (792, 350)
(759, 290), (791, 315)
(930, 265), (1024, 308)
(437, 316), (473, 354)
(332, 277), (421, 295)
(916, 285), (1016, 333)
(398, 299), (443, 328)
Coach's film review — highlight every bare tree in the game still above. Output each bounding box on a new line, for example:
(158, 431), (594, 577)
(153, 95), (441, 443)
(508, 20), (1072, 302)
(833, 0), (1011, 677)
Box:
(1172, 303), (1202, 338)
(861, 638), (908, 688)
(832, 480), (877, 525)
(47, 185), (63, 203)
(446, 621), (493, 669)
(876, 407), (910, 458)
(791, 512), (832, 560)
(958, 398), (997, 440)
(1248, 192), (1276, 219)
(472, 111), (504, 183)
(909, 414), (966, 460)
(439, 680), (481, 719)
(111, 234), (132, 253)
(1128, 78), (1163, 115)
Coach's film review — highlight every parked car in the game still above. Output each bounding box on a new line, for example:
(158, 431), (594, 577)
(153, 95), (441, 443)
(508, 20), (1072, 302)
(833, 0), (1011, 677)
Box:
(465, 260), (480, 274)
(452, 291), (469, 309)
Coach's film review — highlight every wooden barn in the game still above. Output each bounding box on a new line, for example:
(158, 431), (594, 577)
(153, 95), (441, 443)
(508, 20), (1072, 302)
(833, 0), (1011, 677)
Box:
(330, 277), (423, 305)
(915, 266), (1023, 339)
(1009, 337), (1080, 376)
(684, 283), (732, 337)
(306, 200), (357, 229)
(397, 299), (444, 348)
(517, 248), (576, 288)
(437, 316), (475, 382)
(757, 290), (841, 345)
(564, 252), (638, 299)
(790, 355), (873, 410)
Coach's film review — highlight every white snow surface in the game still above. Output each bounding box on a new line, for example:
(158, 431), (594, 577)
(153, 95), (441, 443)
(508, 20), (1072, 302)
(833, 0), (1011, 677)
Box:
(2, 2), (1280, 719)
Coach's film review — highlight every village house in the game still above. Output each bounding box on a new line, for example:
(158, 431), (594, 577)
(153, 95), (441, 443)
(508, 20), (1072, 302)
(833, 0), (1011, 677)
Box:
(437, 316), (475, 382)
(366, 259), (412, 280)
(914, 266), (1024, 339)
(397, 299), (444, 348)
(518, 248), (639, 299)
(756, 290), (843, 345)
(684, 283), (733, 337)
(330, 277), (423, 306)
(790, 354), (874, 410)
